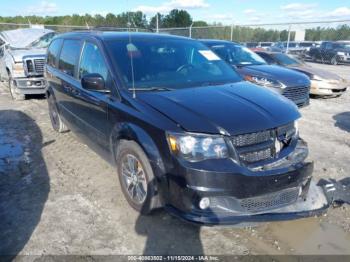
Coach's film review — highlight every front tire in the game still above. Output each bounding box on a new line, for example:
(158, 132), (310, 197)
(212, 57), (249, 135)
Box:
(116, 140), (158, 215)
(47, 94), (68, 133)
(330, 56), (338, 65)
(8, 74), (25, 101)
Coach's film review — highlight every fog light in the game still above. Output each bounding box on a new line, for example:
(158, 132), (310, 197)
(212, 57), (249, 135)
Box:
(199, 197), (210, 210)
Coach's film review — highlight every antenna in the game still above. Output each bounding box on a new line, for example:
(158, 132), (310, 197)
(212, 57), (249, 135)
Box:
(127, 12), (136, 99)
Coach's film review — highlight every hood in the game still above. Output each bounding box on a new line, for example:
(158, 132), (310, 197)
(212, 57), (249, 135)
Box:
(0, 28), (53, 48)
(138, 82), (300, 136)
(288, 64), (342, 81)
(9, 48), (46, 63)
(236, 64), (310, 87)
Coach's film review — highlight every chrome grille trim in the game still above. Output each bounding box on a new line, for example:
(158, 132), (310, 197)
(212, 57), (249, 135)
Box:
(34, 59), (45, 74)
(23, 56), (45, 76)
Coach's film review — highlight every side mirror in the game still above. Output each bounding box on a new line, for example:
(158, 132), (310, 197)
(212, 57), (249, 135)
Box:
(81, 73), (106, 92)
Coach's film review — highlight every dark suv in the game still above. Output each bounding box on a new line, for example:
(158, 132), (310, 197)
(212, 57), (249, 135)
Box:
(45, 32), (327, 225)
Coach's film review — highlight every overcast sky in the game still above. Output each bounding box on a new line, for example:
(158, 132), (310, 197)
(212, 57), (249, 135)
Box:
(0, 0), (349, 24)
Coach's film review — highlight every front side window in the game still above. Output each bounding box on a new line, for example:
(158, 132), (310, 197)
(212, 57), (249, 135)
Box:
(210, 43), (266, 66)
(58, 39), (81, 77)
(106, 38), (242, 90)
(47, 38), (63, 67)
(79, 42), (108, 80)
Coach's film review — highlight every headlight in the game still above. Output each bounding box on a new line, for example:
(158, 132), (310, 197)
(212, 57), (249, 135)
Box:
(12, 62), (24, 74)
(311, 75), (323, 81)
(294, 120), (299, 137)
(337, 51), (345, 56)
(167, 132), (230, 162)
(245, 75), (285, 89)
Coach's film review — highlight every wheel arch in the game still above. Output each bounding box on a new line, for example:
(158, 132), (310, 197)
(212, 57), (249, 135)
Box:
(110, 122), (166, 179)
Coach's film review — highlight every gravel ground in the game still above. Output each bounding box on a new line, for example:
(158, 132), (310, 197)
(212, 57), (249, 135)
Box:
(0, 62), (349, 257)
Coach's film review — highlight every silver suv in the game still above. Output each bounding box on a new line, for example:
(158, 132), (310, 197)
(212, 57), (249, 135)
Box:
(0, 28), (55, 100)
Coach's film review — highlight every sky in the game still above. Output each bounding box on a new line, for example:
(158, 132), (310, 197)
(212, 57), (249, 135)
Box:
(0, 0), (349, 25)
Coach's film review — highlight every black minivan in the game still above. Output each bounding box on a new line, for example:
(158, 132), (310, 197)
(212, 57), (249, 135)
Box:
(45, 32), (328, 225)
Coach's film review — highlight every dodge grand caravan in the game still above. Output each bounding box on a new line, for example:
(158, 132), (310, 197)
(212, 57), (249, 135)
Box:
(45, 32), (328, 225)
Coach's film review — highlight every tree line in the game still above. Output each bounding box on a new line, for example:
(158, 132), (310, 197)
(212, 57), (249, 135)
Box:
(0, 9), (349, 41)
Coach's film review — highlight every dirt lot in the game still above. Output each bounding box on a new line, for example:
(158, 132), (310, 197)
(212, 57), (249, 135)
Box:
(0, 62), (349, 257)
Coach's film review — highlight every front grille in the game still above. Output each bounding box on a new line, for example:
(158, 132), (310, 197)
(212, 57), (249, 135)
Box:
(240, 148), (272, 163)
(282, 86), (309, 104)
(34, 59), (45, 74)
(231, 130), (271, 147)
(231, 122), (296, 165)
(239, 187), (299, 212)
(23, 57), (45, 76)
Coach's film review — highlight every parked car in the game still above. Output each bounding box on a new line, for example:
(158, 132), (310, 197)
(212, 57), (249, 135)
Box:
(258, 42), (274, 49)
(0, 28), (55, 100)
(256, 51), (348, 97)
(243, 42), (258, 48)
(201, 39), (310, 107)
(308, 41), (350, 65)
(45, 32), (328, 225)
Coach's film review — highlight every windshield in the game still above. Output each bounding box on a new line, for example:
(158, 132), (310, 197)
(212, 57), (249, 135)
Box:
(272, 53), (302, 66)
(299, 42), (314, 47)
(335, 43), (350, 50)
(29, 33), (56, 48)
(106, 38), (242, 90)
(260, 43), (272, 47)
(209, 43), (267, 66)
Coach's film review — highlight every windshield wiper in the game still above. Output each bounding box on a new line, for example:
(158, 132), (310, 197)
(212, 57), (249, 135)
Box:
(128, 87), (174, 92)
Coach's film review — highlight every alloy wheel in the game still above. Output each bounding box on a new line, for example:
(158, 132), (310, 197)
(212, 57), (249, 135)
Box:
(120, 154), (148, 205)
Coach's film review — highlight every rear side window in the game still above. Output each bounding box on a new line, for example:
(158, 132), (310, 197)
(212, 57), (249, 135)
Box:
(59, 39), (81, 77)
(47, 39), (63, 68)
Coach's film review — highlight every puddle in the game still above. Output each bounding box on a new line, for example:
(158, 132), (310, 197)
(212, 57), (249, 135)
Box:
(266, 217), (350, 254)
(0, 129), (24, 173)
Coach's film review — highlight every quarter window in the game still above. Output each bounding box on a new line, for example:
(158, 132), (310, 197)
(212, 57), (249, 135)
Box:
(47, 38), (63, 68)
(59, 40), (81, 77)
(79, 42), (108, 81)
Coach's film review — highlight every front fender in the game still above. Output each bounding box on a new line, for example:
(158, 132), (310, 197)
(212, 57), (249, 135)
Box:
(110, 122), (166, 179)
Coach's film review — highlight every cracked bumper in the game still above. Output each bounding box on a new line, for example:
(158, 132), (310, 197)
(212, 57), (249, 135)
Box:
(166, 180), (329, 226)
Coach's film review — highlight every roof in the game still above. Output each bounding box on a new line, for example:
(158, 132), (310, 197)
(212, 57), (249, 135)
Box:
(0, 28), (54, 48)
(56, 31), (192, 42)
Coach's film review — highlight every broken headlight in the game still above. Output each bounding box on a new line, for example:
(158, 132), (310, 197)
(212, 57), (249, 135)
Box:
(167, 132), (230, 162)
(12, 62), (24, 75)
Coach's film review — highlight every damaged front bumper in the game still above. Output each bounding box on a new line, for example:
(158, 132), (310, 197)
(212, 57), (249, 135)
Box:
(13, 77), (47, 95)
(310, 79), (348, 96)
(166, 180), (329, 225)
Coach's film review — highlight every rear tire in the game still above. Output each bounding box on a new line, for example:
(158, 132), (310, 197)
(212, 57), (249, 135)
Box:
(311, 55), (317, 62)
(47, 94), (68, 133)
(116, 140), (159, 215)
(8, 74), (25, 101)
